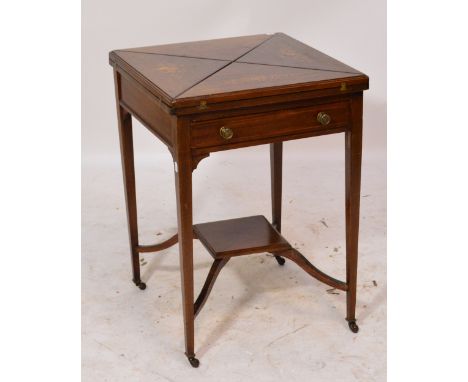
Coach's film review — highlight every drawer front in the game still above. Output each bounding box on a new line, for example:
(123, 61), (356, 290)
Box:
(190, 101), (349, 149)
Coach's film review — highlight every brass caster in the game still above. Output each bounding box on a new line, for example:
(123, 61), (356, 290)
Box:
(347, 320), (359, 333)
(187, 356), (200, 368)
(275, 255), (286, 266)
(133, 279), (147, 290)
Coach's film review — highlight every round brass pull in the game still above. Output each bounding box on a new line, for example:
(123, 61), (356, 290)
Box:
(317, 112), (331, 126)
(219, 126), (233, 140)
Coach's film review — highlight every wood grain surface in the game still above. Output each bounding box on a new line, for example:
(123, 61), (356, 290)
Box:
(109, 33), (368, 111)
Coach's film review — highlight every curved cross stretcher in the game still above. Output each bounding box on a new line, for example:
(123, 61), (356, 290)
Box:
(133, 216), (348, 320)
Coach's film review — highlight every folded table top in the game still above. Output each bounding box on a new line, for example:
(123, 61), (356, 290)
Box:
(109, 33), (368, 112)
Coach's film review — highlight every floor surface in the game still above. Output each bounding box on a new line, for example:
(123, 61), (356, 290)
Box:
(82, 139), (386, 382)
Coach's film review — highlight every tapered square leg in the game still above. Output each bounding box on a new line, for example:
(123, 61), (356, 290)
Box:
(173, 119), (198, 367)
(114, 70), (145, 290)
(270, 142), (285, 266)
(345, 93), (363, 333)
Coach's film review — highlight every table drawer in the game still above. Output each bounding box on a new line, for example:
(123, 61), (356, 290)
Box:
(190, 101), (349, 149)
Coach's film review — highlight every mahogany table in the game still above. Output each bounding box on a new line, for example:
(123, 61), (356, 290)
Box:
(109, 33), (369, 368)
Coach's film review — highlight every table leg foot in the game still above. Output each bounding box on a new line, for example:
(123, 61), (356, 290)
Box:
(274, 255), (286, 266)
(186, 355), (200, 368)
(347, 319), (359, 333)
(132, 279), (147, 290)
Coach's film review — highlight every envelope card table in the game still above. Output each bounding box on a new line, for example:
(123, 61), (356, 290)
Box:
(109, 33), (369, 367)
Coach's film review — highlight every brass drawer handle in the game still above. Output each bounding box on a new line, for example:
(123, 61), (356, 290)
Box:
(219, 126), (233, 140)
(317, 112), (331, 126)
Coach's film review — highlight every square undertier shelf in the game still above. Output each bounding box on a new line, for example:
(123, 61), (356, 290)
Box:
(193, 215), (292, 259)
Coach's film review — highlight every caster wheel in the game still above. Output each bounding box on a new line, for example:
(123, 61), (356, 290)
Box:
(133, 279), (147, 290)
(275, 255), (286, 266)
(348, 320), (359, 333)
(187, 356), (200, 368)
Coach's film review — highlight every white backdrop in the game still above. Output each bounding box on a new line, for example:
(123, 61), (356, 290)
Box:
(4, 2), (467, 381)
(82, 2), (387, 380)
(82, 0), (386, 159)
